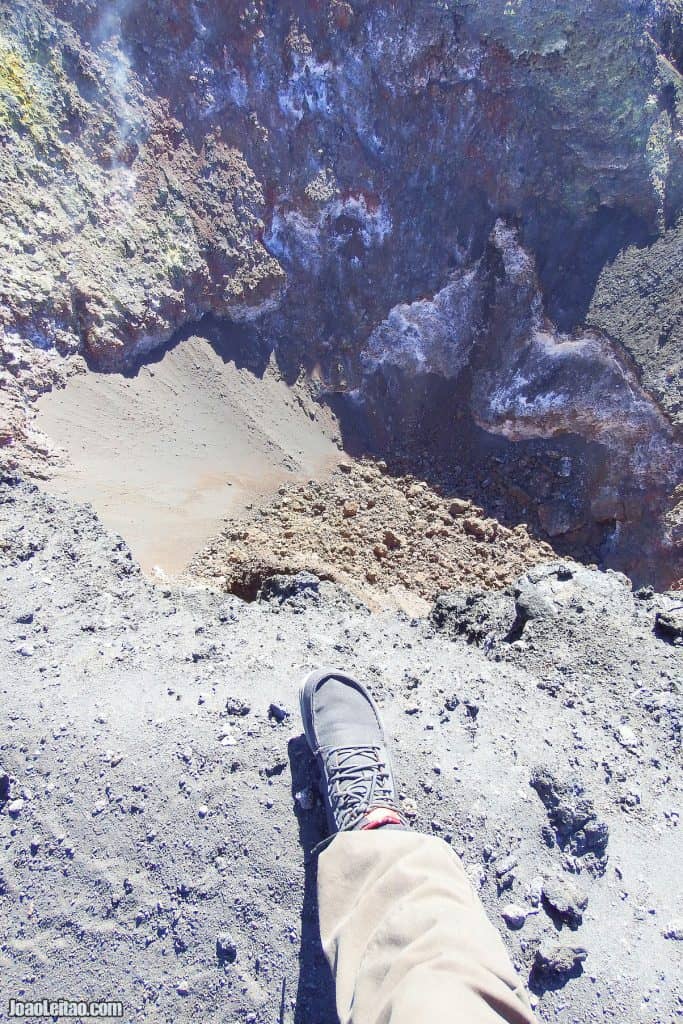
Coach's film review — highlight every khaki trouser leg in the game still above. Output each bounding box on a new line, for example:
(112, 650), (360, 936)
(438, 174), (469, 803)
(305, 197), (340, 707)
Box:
(317, 830), (536, 1024)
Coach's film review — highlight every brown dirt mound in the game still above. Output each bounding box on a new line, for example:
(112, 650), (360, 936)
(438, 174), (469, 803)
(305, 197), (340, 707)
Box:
(188, 458), (558, 615)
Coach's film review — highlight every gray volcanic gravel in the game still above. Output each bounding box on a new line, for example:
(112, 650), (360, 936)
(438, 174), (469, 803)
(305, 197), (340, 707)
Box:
(1, 479), (682, 1023)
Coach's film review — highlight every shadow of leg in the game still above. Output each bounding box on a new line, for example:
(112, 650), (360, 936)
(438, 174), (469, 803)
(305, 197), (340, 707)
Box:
(288, 735), (338, 1024)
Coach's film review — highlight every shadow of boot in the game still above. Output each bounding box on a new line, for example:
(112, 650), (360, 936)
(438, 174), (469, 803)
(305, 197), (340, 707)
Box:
(288, 734), (338, 1024)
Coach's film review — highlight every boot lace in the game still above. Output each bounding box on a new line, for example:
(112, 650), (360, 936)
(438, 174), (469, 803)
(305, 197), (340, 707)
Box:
(324, 745), (400, 831)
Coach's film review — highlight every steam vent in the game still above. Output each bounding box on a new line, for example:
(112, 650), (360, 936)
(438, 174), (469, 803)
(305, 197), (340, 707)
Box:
(1, 3), (682, 1023)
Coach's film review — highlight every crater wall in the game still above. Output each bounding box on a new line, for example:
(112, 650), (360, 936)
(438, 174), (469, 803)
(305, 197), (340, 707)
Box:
(1, 0), (681, 583)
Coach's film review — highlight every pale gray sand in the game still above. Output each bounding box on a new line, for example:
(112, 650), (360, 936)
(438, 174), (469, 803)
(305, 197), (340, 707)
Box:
(1, 480), (681, 1024)
(35, 336), (341, 575)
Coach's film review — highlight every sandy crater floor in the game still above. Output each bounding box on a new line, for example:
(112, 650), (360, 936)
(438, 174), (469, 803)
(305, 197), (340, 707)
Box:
(35, 337), (341, 576)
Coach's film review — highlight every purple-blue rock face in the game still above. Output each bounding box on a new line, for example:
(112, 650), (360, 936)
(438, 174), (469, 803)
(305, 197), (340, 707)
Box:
(1, 0), (681, 585)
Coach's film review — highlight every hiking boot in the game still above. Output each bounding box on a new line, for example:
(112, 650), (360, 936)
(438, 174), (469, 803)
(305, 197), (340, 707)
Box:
(299, 668), (409, 834)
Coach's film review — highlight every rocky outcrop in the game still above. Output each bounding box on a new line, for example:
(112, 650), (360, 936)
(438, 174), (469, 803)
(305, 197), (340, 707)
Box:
(588, 219), (683, 427)
(362, 222), (682, 585)
(0, 2), (282, 372)
(4, 0), (680, 374)
(366, 221), (676, 456)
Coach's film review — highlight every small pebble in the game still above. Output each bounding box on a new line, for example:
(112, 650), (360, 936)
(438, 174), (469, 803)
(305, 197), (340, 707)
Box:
(495, 854), (518, 878)
(219, 728), (237, 747)
(542, 877), (588, 927)
(401, 798), (418, 819)
(534, 943), (587, 977)
(268, 702), (289, 723)
(662, 919), (683, 941)
(616, 724), (638, 749)
(501, 904), (528, 930)
(225, 698), (250, 716)
(216, 932), (237, 962)
(0, 773), (11, 801)
(294, 787), (315, 811)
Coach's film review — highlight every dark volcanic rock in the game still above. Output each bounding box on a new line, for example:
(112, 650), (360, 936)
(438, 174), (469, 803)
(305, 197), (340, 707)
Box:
(533, 943), (588, 981)
(655, 605), (683, 641)
(225, 698), (251, 718)
(588, 221), (683, 428)
(541, 878), (589, 930)
(662, 920), (683, 941)
(259, 572), (322, 607)
(530, 768), (609, 872)
(514, 562), (631, 628)
(216, 932), (238, 964)
(430, 590), (517, 647)
(361, 223), (682, 587)
(268, 702), (290, 724)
